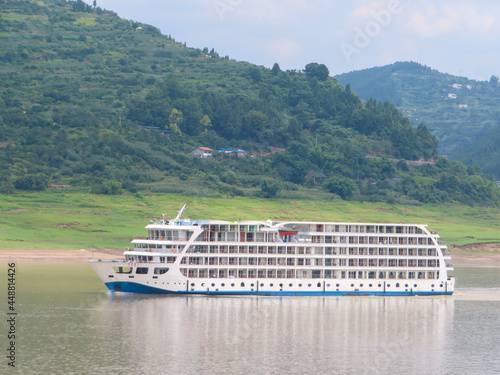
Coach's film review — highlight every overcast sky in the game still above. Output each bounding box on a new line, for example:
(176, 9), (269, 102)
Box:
(84, 0), (500, 81)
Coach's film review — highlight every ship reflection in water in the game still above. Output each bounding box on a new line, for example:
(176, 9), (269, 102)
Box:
(91, 295), (457, 374)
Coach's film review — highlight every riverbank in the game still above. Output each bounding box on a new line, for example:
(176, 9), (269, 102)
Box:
(0, 248), (124, 263)
(1, 246), (500, 266)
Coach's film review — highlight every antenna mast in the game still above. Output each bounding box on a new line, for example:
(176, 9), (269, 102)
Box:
(174, 204), (187, 222)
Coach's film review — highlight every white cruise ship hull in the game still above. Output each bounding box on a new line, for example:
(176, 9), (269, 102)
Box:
(91, 261), (455, 296)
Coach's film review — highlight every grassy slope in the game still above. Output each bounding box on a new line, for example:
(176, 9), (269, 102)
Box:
(1, 189), (499, 251)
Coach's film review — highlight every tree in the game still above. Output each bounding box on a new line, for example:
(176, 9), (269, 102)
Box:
(490, 75), (499, 85)
(271, 62), (281, 75)
(261, 180), (281, 198)
(168, 108), (183, 135)
(304, 63), (329, 81)
(323, 176), (357, 199)
(13, 174), (49, 191)
(200, 114), (212, 129)
(248, 67), (262, 83)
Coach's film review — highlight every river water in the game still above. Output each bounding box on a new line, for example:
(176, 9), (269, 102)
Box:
(2, 264), (500, 375)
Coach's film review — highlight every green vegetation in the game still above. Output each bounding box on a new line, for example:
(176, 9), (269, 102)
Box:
(0, 2), (499, 207)
(1, 190), (499, 251)
(336, 61), (500, 178)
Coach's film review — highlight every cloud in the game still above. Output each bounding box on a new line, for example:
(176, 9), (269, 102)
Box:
(266, 39), (301, 62)
(352, 1), (395, 18)
(407, 2), (496, 38)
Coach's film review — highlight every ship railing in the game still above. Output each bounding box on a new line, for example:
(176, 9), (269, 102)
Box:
(133, 236), (191, 241)
(132, 248), (182, 254)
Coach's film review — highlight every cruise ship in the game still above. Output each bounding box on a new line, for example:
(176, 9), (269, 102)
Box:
(90, 205), (455, 296)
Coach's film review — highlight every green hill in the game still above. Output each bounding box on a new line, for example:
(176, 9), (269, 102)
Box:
(0, 1), (499, 206)
(335, 62), (500, 171)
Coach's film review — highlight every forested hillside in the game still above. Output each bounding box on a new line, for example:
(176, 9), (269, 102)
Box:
(0, 0), (499, 205)
(336, 61), (500, 177)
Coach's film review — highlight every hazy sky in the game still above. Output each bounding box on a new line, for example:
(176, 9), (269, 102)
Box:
(84, 0), (500, 81)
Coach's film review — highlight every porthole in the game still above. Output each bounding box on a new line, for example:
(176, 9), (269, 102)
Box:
(221, 283), (225, 287)
(387, 284), (391, 287)
(251, 283), (254, 287)
(279, 283), (283, 287)
(289, 283), (293, 287)
(431, 284), (435, 287)
(414, 284), (417, 288)
(260, 283), (264, 287)
(211, 283), (215, 287)
(405, 284), (408, 287)
(327, 283), (330, 287)
(317, 282), (321, 287)
(351, 283), (354, 287)
(378, 284), (382, 287)
(299, 283), (302, 287)
(241, 282), (245, 287)
(191, 283), (195, 287)
(308, 283), (312, 287)
(369, 284), (372, 287)
(231, 283), (235, 287)
(270, 283), (274, 287)
(360, 284), (363, 287)
(396, 283), (400, 287)
(336, 283), (340, 287)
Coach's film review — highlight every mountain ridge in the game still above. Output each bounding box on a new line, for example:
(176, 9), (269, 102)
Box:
(335, 61), (500, 175)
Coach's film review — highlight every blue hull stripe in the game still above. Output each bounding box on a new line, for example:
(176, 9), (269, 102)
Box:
(105, 282), (453, 296)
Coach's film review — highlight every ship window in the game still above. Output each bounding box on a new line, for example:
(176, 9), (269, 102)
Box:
(211, 283), (215, 287)
(351, 283), (354, 287)
(387, 284), (391, 287)
(241, 282), (245, 287)
(289, 283), (293, 287)
(221, 283), (225, 287)
(369, 284), (372, 287)
(299, 283), (302, 287)
(231, 283), (235, 287)
(414, 284), (418, 287)
(317, 282), (321, 287)
(154, 267), (169, 275)
(191, 283), (195, 287)
(113, 266), (133, 274)
(336, 284), (340, 287)
(136, 267), (149, 274)
(396, 283), (400, 287)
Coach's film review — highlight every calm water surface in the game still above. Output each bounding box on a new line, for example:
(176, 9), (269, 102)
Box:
(2, 264), (500, 375)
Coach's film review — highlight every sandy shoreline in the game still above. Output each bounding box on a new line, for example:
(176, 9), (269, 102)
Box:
(1, 247), (500, 267)
(0, 248), (124, 264)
